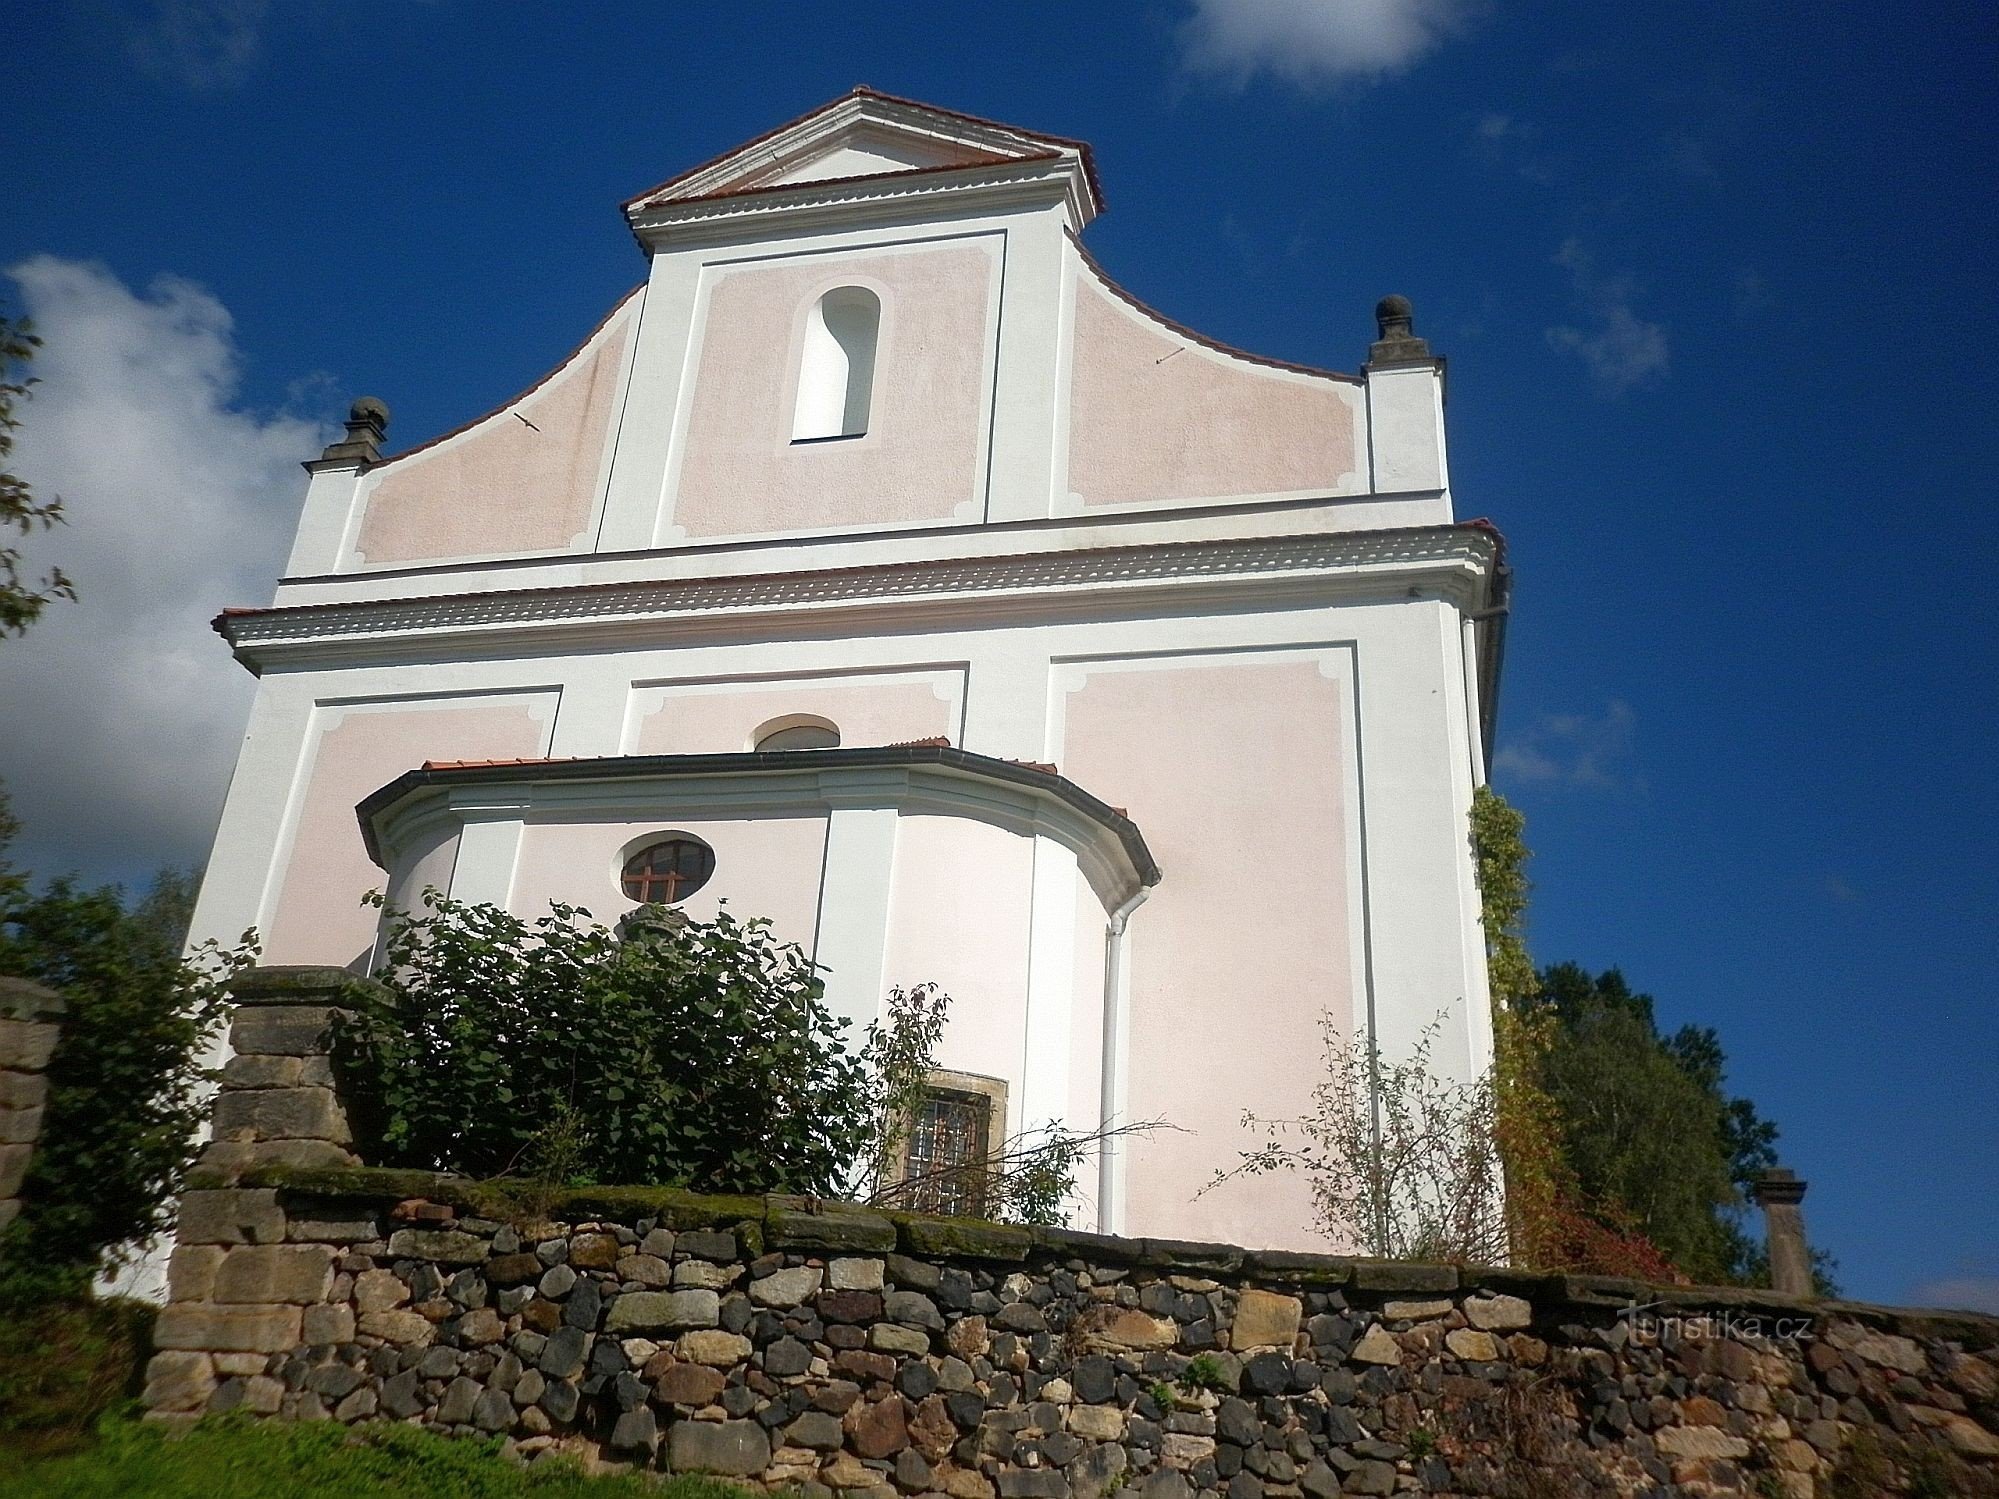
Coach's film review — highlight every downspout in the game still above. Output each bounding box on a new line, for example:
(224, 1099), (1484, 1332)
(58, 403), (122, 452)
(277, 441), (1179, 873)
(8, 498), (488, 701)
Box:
(1095, 886), (1151, 1235)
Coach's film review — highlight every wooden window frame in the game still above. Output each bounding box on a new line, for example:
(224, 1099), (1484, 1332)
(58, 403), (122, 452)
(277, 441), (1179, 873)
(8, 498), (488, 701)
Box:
(896, 1068), (1007, 1218)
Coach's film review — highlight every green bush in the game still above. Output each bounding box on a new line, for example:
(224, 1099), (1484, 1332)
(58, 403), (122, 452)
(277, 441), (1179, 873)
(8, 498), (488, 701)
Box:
(338, 894), (880, 1195)
(0, 1296), (153, 1461)
(0, 1415), (753, 1497)
(0, 875), (254, 1285)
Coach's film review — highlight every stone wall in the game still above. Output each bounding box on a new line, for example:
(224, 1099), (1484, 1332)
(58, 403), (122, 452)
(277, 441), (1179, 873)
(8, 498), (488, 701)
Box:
(144, 1170), (1999, 1497)
(142, 966), (1999, 1496)
(0, 975), (65, 1237)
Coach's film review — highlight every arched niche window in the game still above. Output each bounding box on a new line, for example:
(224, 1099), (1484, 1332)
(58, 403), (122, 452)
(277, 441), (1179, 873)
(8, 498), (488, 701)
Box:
(621, 835), (715, 904)
(791, 286), (880, 443)
(753, 715), (841, 752)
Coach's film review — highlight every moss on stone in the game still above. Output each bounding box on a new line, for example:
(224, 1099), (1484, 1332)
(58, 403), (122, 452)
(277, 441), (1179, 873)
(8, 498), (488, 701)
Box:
(892, 1212), (1031, 1262)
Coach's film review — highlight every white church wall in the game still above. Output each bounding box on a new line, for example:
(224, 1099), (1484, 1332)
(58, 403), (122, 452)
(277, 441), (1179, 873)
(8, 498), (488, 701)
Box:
(509, 814), (829, 953)
(625, 666), (964, 755)
(189, 579), (1487, 1248)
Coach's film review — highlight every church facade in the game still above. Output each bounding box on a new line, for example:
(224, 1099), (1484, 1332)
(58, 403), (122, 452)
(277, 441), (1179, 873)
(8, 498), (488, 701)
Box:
(192, 89), (1507, 1251)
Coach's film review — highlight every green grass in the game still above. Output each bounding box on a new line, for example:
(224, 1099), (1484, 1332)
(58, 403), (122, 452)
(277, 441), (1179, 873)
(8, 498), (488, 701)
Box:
(0, 1416), (755, 1498)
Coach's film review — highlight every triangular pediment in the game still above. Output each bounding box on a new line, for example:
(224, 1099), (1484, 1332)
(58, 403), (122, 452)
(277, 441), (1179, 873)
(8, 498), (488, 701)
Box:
(624, 87), (1100, 222)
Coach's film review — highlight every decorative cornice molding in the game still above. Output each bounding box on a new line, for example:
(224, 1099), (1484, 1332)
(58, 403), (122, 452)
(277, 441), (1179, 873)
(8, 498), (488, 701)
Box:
(360, 745), (1160, 910)
(217, 526), (1498, 667)
(628, 157), (1090, 246)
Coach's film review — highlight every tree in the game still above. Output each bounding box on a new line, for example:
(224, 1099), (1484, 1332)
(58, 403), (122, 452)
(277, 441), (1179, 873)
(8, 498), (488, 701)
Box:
(1530, 963), (1833, 1290)
(0, 311), (74, 639)
(0, 876), (254, 1290)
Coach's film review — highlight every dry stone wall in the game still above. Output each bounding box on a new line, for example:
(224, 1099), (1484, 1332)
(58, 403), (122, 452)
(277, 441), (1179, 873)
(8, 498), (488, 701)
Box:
(144, 966), (1999, 1496)
(145, 1170), (1999, 1498)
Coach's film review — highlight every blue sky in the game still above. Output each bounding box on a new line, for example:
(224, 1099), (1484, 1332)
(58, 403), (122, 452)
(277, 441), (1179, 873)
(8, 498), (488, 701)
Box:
(5, 1), (1994, 1310)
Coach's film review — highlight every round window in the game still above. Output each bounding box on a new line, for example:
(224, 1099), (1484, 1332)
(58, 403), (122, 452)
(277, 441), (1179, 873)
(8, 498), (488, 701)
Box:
(621, 837), (715, 904)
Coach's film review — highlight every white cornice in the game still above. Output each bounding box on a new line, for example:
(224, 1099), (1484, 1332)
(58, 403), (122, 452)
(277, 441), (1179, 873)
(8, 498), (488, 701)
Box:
(221, 527), (1498, 670)
(629, 158), (1092, 248)
(369, 755), (1154, 911)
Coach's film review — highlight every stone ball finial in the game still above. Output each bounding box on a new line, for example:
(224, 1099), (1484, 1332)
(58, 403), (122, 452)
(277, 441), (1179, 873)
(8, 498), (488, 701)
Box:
(316, 395), (391, 465)
(1368, 294), (1432, 366)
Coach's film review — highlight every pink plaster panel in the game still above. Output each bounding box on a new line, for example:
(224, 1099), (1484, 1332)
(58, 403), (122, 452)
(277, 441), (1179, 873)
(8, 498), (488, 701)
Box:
(1067, 272), (1361, 507)
(672, 245), (994, 538)
(355, 300), (636, 564)
(884, 816), (1033, 1114)
(1059, 657), (1353, 1250)
(267, 700), (549, 968)
(508, 815), (827, 953)
(632, 676), (958, 755)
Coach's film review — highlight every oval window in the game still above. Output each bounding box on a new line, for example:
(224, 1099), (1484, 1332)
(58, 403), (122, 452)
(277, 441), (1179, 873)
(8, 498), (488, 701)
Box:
(755, 719), (841, 752)
(621, 837), (715, 904)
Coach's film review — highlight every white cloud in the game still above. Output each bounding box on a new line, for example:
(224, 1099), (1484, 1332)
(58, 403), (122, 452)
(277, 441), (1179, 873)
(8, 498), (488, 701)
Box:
(1908, 1276), (1999, 1315)
(1180, 0), (1472, 86)
(1494, 699), (1639, 791)
(124, 0), (269, 90)
(0, 256), (331, 886)
(1546, 239), (1670, 396)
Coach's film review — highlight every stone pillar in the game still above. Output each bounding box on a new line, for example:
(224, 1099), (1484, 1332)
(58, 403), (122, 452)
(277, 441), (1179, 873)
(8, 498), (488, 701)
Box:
(200, 965), (372, 1177)
(0, 976), (65, 1238)
(147, 965), (376, 1423)
(1751, 1167), (1814, 1297)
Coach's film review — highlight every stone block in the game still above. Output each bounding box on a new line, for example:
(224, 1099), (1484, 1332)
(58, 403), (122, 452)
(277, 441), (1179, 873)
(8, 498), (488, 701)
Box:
(353, 1268), (408, 1312)
(606, 1288), (718, 1333)
(0, 1018), (59, 1072)
(211, 1087), (350, 1144)
(870, 1323), (930, 1356)
(1463, 1293), (1532, 1331)
(751, 1265), (823, 1307)
(653, 1361), (726, 1405)
(177, 1188), (286, 1245)
(213, 1244), (335, 1304)
(900, 1216), (1031, 1261)
(1444, 1328), (1499, 1362)
(154, 1302), (303, 1354)
(220, 1054), (302, 1089)
(167, 1244), (226, 1303)
(1654, 1426), (1751, 1461)
(1067, 1404), (1126, 1440)
(767, 1200), (896, 1252)
(668, 1417), (772, 1475)
(1230, 1289), (1302, 1351)
(830, 1257), (886, 1291)
(229, 1006), (338, 1057)
(0, 1103), (43, 1144)
(302, 1303), (356, 1344)
(0, 1070), (48, 1110)
(1074, 1305), (1177, 1351)
(357, 1309), (435, 1346)
(385, 1227), (487, 1264)
(143, 1351), (217, 1413)
(677, 1329), (752, 1366)
(1352, 1262), (1457, 1294)
(1349, 1326), (1402, 1365)
(0, 1142), (32, 1198)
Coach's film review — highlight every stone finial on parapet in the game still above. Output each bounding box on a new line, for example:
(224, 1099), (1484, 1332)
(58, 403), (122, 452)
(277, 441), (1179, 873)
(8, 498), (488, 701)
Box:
(201, 966), (379, 1177)
(315, 397), (390, 466)
(0, 976), (65, 1236)
(1367, 294), (1435, 368)
(1751, 1166), (1815, 1297)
